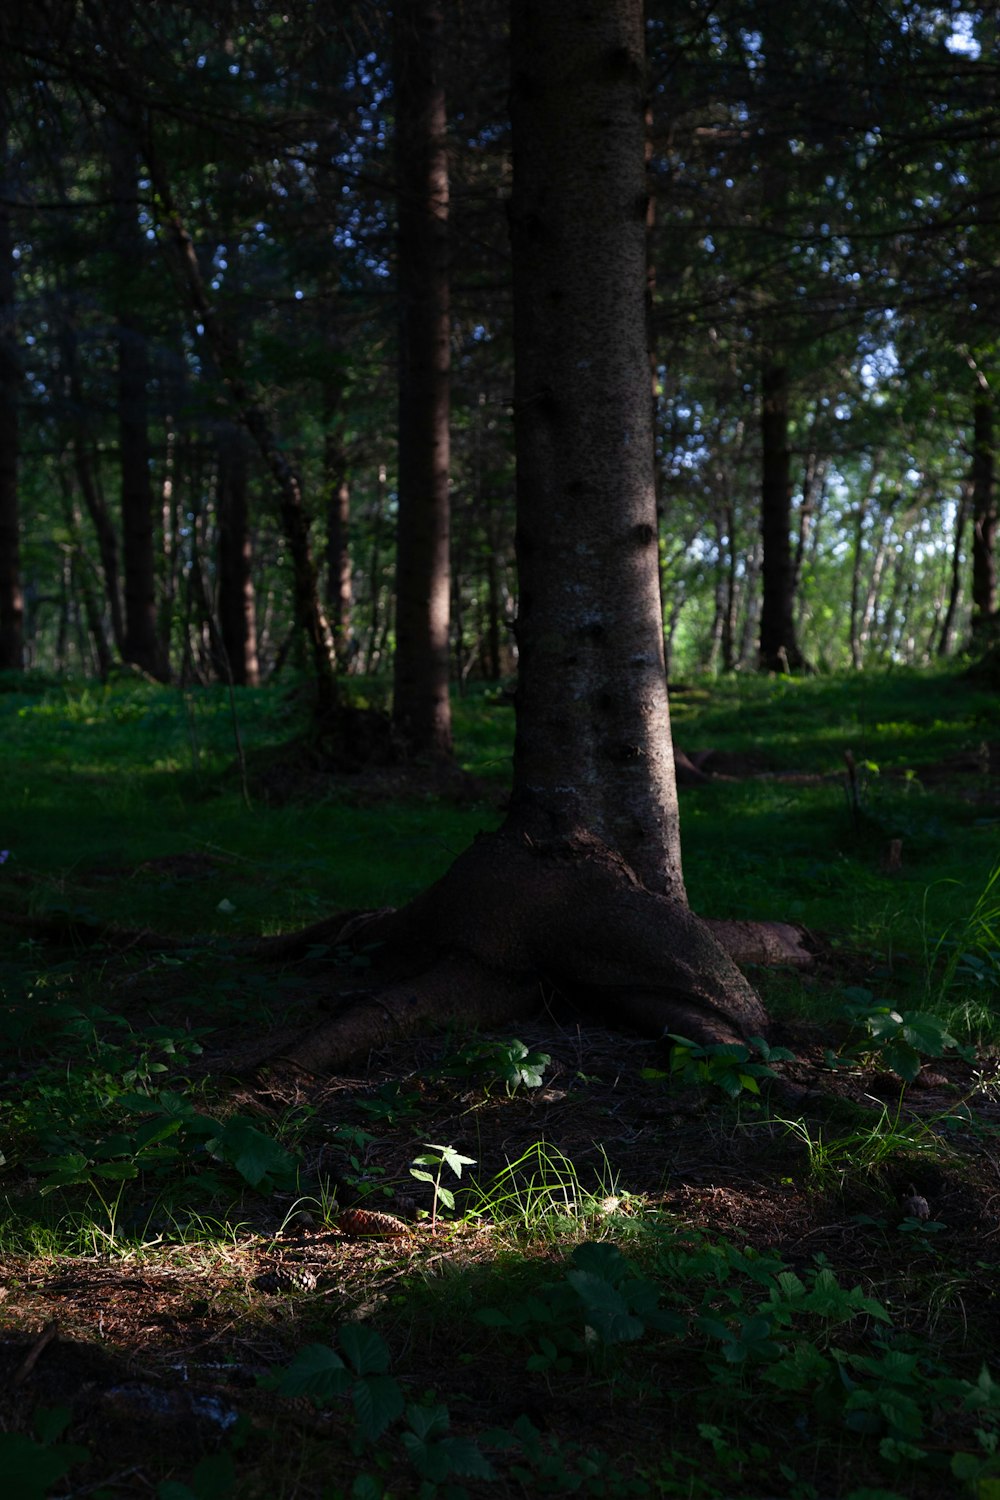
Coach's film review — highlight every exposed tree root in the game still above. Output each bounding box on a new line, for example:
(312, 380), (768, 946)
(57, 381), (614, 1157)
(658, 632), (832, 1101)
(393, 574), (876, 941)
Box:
(259, 827), (773, 1079)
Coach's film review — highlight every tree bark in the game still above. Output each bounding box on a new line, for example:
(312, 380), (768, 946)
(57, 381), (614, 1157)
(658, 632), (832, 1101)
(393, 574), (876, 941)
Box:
(60, 319), (126, 654)
(970, 390), (997, 642)
(758, 362), (806, 672)
(215, 424), (259, 687)
(108, 118), (169, 681)
(323, 428), (353, 668)
(391, 0), (453, 759)
(0, 113), (22, 673)
(259, 0), (770, 1083)
(938, 482), (969, 657)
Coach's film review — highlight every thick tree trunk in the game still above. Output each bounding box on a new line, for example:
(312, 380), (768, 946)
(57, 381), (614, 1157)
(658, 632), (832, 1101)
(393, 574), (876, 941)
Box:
(108, 121), (168, 681)
(258, 0), (772, 1084)
(970, 391), (997, 642)
(508, 0), (686, 899)
(758, 362), (806, 672)
(0, 117), (22, 673)
(391, 0), (453, 759)
(215, 425), (259, 687)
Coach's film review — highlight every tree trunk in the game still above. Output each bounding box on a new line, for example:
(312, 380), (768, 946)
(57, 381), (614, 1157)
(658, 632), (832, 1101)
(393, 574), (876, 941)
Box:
(146, 139), (337, 714)
(391, 0), (453, 759)
(938, 483), (969, 657)
(323, 428), (353, 668)
(215, 425), (259, 687)
(0, 115), (23, 672)
(60, 478), (113, 680)
(970, 390), (997, 642)
(108, 119), (168, 681)
(260, 0), (774, 1084)
(758, 362), (806, 672)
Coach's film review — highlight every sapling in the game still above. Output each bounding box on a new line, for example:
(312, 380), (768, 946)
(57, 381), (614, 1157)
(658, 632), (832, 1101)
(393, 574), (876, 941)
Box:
(409, 1143), (475, 1230)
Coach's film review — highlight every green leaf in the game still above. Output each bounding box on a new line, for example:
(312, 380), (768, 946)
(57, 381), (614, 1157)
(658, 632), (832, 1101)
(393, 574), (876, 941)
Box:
(407, 1402), (451, 1443)
(91, 1161), (139, 1182)
(351, 1478), (384, 1500)
(567, 1269), (644, 1343)
(880, 1040), (922, 1082)
(353, 1374), (404, 1441)
(340, 1324), (390, 1377)
(571, 1241), (629, 1283)
(276, 1343), (349, 1404)
(214, 1117), (297, 1190)
(0, 1433), (89, 1499)
(134, 1114), (185, 1149)
(425, 1144), (476, 1178)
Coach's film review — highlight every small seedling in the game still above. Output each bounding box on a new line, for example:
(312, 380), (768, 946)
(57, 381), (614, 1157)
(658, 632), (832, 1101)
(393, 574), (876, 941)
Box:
(409, 1142), (476, 1229)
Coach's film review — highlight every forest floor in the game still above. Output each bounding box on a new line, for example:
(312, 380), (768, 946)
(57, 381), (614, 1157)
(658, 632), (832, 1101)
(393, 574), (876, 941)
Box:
(1, 665), (999, 1499)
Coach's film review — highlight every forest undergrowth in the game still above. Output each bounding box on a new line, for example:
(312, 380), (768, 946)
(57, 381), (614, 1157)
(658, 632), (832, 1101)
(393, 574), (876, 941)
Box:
(1, 665), (1000, 1499)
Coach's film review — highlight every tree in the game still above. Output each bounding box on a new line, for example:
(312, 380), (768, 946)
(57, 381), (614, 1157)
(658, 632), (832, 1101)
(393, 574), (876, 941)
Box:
(268, 0), (773, 1081)
(107, 112), (169, 682)
(0, 107), (22, 672)
(970, 381), (997, 642)
(391, 0), (453, 759)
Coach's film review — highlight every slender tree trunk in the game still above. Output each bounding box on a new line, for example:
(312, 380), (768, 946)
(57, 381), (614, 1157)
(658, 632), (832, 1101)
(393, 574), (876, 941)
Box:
(391, 0), (453, 758)
(215, 425), (259, 686)
(738, 540), (763, 668)
(0, 114), (23, 672)
(60, 477), (113, 680)
(146, 142), (336, 713)
(323, 428), (353, 668)
(758, 362), (805, 672)
(485, 547), (502, 681)
(108, 119), (168, 681)
(970, 391), (997, 642)
(939, 484), (970, 656)
(58, 317), (125, 653)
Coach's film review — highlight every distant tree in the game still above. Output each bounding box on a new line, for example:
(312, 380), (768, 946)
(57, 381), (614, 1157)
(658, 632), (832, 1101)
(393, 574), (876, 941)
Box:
(391, 0), (453, 759)
(970, 382), (997, 643)
(107, 113), (169, 681)
(0, 109), (23, 671)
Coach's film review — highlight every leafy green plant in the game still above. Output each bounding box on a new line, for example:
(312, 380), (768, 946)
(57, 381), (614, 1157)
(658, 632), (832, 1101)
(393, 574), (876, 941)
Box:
(275, 1325), (405, 1442)
(409, 1143), (476, 1229)
(497, 1415), (652, 1496)
(274, 1329), (495, 1495)
(30, 1089), (300, 1240)
(832, 989), (974, 1082)
(400, 1402), (497, 1492)
(645, 1034), (794, 1099)
(477, 1240), (682, 1374)
(430, 1038), (552, 1096)
(0, 1406), (89, 1500)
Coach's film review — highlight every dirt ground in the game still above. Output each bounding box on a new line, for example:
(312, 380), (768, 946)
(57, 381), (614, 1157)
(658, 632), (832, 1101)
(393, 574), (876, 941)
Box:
(3, 1000), (1000, 1497)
